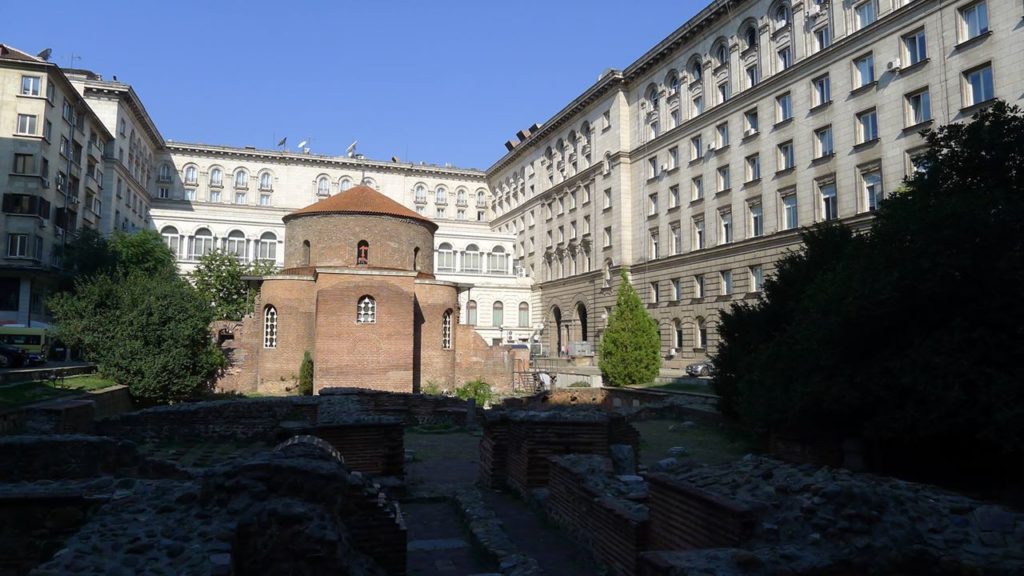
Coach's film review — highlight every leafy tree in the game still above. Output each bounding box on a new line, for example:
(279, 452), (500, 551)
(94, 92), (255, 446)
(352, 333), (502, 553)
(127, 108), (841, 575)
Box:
(599, 270), (661, 387)
(49, 231), (222, 404)
(713, 102), (1024, 486)
(298, 351), (314, 396)
(191, 251), (277, 321)
(455, 379), (492, 405)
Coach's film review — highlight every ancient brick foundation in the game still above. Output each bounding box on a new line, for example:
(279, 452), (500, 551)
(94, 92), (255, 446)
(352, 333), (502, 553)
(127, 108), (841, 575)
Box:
(644, 472), (762, 551)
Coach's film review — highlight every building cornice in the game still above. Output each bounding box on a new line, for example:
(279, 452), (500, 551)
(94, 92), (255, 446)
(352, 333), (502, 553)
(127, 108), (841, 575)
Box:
(80, 82), (164, 148)
(166, 142), (487, 181)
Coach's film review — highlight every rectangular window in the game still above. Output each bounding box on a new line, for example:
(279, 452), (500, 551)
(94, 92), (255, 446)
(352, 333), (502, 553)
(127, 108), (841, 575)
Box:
(744, 109), (759, 133)
(720, 211), (733, 244)
(694, 274), (705, 298)
(691, 176), (704, 201)
(903, 29), (927, 65)
(185, 189), (196, 201)
(604, 188), (612, 209)
(959, 1), (989, 41)
(648, 192), (658, 216)
(750, 265), (763, 292)
(649, 231), (659, 259)
(671, 224), (682, 254)
(668, 147), (678, 169)
(814, 27), (831, 52)
(905, 89), (931, 125)
(857, 109), (879, 143)
(669, 108), (681, 129)
(43, 120), (52, 141)
(13, 153), (34, 174)
(648, 157), (658, 179)
(602, 110), (611, 130)
(570, 221), (577, 239)
(20, 75), (41, 96)
(7, 234), (29, 257)
(721, 270), (733, 295)
(693, 217), (705, 249)
(260, 193), (272, 206)
(557, 226), (564, 243)
(746, 65), (759, 88)
(716, 122), (729, 147)
(583, 215), (591, 234)
(776, 93), (792, 122)
(813, 74), (831, 106)
(235, 192), (247, 205)
(669, 184), (679, 208)
(862, 170), (883, 211)
(717, 166), (730, 192)
(815, 125), (834, 157)
(777, 46), (792, 71)
(691, 135), (703, 160)
(672, 278), (682, 301)
(717, 82), (730, 104)
(746, 154), (761, 182)
(749, 202), (764, 237)
(855, 0), (877, 30)
(210, 190), (221, 203)
(159, 187), (170, 199)
(778, 141), (795, 170)
(820, 181), (838, 220)
(692, 95), (704, 116)
(963, 65), (994, 107)
(650, 282), (660, 303)
(855, 54), (875, 87)
(15, 114), (37, 135)
(783, 194), (798, 230)
(603, 227), (612, 247)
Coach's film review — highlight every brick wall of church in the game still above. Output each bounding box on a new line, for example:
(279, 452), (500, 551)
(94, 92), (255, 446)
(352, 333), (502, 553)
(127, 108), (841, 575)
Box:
(284, 213), (435, 272)
(255, 277), (317, 393)
(413, 281), (459, 391)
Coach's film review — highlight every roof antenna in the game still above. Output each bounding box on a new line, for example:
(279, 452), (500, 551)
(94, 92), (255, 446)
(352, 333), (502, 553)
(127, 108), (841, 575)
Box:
(36, 48), (52, 61)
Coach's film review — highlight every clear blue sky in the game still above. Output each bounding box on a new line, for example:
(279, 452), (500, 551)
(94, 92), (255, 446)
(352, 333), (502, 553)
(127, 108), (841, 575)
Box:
(5, 1), (703, 170)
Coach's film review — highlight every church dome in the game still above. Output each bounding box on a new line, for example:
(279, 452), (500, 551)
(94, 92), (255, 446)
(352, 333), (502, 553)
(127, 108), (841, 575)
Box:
(284, 184), (436, 231)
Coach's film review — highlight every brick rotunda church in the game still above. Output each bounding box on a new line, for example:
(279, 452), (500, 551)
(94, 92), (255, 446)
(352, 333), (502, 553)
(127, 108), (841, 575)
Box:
(216, 185), (515, 395)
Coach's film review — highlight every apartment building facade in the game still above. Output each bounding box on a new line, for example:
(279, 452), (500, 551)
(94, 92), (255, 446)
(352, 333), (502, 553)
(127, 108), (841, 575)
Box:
(487, 0), (1023, 365)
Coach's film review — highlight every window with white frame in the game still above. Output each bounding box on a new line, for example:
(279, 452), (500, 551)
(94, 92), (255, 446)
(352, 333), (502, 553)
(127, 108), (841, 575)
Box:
(518, 302), (530, 328)
(648, 157), (658, 179)
(905, 89), (932, 125)
(260, 192), (272, 206)
(959, 1), (989, 42)
(357, 296), (376, 324)
(717, 81), (730, 104)
(812, 74), (831, 106)
(604, 188), (612, 209)
(259, 172), (273, 191)
(782, 194), (798, 230)
(777, 46), (792, 72)
(234, 170), (248, 188)
(903, 29), (927, 66)
(721, 270), (734, 295)
(668, 147), (678, 169)
(820, 181), (838, 220)
(649, 230), (660, 259)
(184, 165), (198, 185)
(671, 224), (681, 254)
(717, 166), (730, 192)
(648, 192), (658, 215)
(263, 306), (278, 348)
(778, 141), (795, 170)
(603, 227), (612, 247)
(258, 232), (277, 262)
(694, 275), (705, 298)
(857, 109), (879, 143)
(442, 310), (453, 349)
(749, 201), (764, 237)
(693, 217), (705, 249)
(192, 228), (214, 259)
(692, 95), (704, 116)
(462, 244), (481, 272)
(744, 109), (759, 133)
(776, 93), (792, 122)
(20, 75), (41, 96)
(720, 211), (733, 244)
(492, 301), (504, 327)
(210, 168), (223, 187)
(745, 65), (759, 89)
(691, 135), (703, 160)
(672, 280), (683, 302)
(692, 176), (704, 201)
(854, 54), (875, 88)
(814, 26), (831, 52)
(650, 282), (660, 303)
(339, 178), (353, 192)
(435, 187), (447, 204)
(854, 0), (877, 30)
(750, 265), (763, 292)
(697, 318), (708, 349)
(15, 114), (37, 135)
(963, 64), (994, 107)
(862, 169), (883, 211)
(7, 234), (29, 258)
(161, 226), (180, 257)
(466, 300), (478, 325)
(669, 185), (680, 208)
(225, 230), (246, 261)
(674, 319), (684, 349)
(716, 122), (729, 147)
(234, 191), (247, 204)
(746, 154), (761, 182)
(487, 246), (508, 274)
(436, 243), (455, 271)
(185, 189), (196, 201)
(815, 125), (834, 157)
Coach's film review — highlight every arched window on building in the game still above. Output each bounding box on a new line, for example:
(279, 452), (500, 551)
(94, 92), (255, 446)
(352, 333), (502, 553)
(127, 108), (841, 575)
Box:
(715, 43), (728, 67)
(302, 240), (311, 266)
(744, 25), (758, 50)
(225, 230), (246, 262)
(456, 188), (467, 206)
(487, 246), (507, 275)
(184, 165), (198, 185)
(339, 177), (352, 192)
(696, 317), (708, 349)
(492, 301), (504, 327)
(647, 84), (659, 110)
(191, 227), (214, 260)
(462, 244), (481, 273)
(362, 177), (376, 189)
(436, 243), (454, 272)
(673, 319), (684, 350)
(476, 190), (486, 207)
(234, 169), (248, 189)
(442, 310), (453, 349)
(691, 58), (703, 81)
(356, 240), (369, 265)
(518, 302), (530, 328)
(160, 226), (180, 258)
(317, 176), (330, 196)
(466, 300), (478, 325)
(415, 185), (427, 203)
(413, 247), (420, 271)
(264, 306), (278, 348)
(435, 186), (447, 204)
(259, 172), (273, 191)
(257, 232), (277, 263)
(357, 296), (376, 324)
(774, 3), (790, 28)
(209, 167), (223, 187)
(158, 163), (173, 182)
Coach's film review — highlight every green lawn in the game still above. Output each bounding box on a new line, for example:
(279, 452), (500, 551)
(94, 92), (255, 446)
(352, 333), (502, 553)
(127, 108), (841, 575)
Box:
(0, 375), (118, 409)
(632, 418), (755, 466)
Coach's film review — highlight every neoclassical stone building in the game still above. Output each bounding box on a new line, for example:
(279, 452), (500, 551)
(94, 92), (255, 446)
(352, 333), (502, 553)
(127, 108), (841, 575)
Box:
(226, 185), (514, 394)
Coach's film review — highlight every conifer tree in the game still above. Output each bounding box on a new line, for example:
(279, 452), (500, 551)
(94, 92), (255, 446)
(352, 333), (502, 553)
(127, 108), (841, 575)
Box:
(598, 270), (661, 387)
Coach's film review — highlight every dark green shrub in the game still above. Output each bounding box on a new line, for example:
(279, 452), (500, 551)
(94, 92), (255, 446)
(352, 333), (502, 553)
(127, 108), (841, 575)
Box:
(298, 351), (314, 396)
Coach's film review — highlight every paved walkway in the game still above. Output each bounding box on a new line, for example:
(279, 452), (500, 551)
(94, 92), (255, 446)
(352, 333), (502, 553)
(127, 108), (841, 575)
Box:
(402, 430), (601, 575)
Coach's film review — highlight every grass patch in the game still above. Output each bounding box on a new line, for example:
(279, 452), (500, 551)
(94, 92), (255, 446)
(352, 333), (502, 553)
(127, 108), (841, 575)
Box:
(0, 375), (117, 409)
(632, 418), (755, 466)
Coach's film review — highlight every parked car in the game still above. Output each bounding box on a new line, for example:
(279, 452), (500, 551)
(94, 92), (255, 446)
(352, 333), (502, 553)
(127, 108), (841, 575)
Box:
(0, 344), (28, 368)
(685, 361), (716, 377)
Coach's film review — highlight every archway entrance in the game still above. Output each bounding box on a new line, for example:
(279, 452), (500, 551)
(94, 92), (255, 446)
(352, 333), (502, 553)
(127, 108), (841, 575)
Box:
(575, 302), (588, 342)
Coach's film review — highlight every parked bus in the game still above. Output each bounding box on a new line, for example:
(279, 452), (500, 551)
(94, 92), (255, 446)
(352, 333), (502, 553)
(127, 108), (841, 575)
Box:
(0, 326), (51, 365)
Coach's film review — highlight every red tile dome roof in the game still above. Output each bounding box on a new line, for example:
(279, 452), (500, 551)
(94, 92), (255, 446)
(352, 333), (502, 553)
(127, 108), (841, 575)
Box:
(283, 185), (436, 230)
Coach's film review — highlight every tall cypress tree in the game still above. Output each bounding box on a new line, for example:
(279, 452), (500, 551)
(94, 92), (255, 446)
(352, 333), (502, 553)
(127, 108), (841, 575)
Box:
(599, 270), (662, 387)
